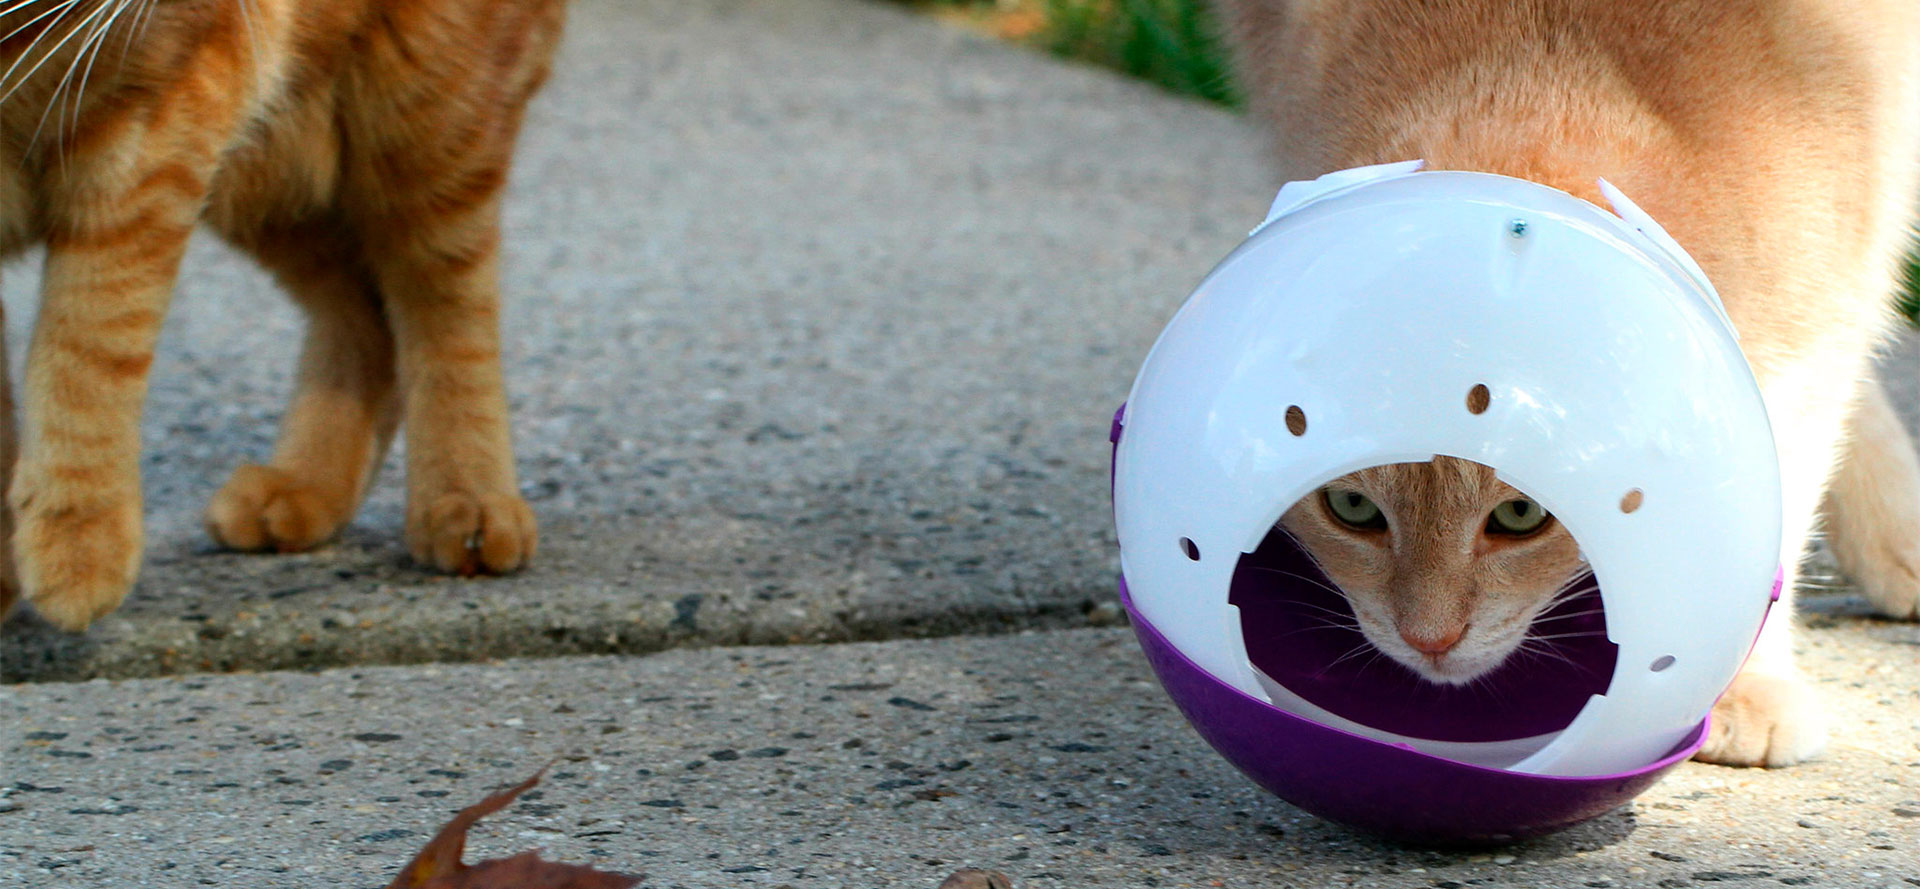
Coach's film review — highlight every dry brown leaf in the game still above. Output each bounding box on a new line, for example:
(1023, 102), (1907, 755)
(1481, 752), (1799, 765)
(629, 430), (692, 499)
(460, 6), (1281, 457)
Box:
(939, 869), (1014, 889)
(386, 766), (640, 889)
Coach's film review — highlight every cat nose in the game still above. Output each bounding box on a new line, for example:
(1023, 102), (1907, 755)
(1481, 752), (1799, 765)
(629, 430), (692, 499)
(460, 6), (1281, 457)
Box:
(1399, 625), (1465, 656)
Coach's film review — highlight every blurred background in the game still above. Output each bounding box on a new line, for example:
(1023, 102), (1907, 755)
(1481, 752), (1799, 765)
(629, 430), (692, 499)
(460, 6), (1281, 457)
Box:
(899, 0), (1920, 321)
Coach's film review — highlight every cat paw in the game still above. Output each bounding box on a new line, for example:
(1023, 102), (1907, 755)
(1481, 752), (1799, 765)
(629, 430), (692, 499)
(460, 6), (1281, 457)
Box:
(13, 490), (142, 632)
(1695, 671), (1827, 767)
(0, 527), (17, 621)
(406, 490), (537, 576)
(1832, 533), (1920, 620)
(205, 465), (349, 553)
(1856, 562), (1919, 620)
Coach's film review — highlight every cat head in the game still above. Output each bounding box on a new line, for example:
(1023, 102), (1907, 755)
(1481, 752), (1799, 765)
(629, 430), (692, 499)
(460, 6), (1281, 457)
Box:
(1277, 456), (1588, 685)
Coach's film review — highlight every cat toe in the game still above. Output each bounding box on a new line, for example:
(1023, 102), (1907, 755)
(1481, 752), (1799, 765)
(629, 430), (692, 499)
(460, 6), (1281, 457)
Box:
(14, 496), (142, 632)
(1696, 671), (1826, 768)
(1827, 507), (1920, 619)
(1844, 547), (1920, 620)
(1861, 568), (1920, 620)
(407, 491), (537, 576)
(205, 465), (348, 553)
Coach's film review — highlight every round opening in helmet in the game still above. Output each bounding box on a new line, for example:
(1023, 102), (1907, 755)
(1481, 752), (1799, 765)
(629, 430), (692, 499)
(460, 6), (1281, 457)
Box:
(1230, 459), (1618, 769)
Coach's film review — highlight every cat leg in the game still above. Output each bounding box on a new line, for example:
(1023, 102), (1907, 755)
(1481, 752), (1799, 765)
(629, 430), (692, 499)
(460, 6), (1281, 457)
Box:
(1700, 570), (1827, 769)
(205, 230), (398, 553)
(17, 195), (200, 631)
(363, 198), (535, 576)
(1822, 372), (1920, 619)
(0, 288), (16, 619)
(1696, 354), (1858, 766)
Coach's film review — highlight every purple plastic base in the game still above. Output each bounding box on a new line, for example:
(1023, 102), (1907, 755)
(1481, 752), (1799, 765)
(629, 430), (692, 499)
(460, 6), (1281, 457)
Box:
(1123, 578), (1706, 846)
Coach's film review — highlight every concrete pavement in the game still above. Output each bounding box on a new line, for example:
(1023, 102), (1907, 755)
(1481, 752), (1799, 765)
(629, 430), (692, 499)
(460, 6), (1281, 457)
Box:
(5, 621), (1915, 887)
(4, 0), (1919, 885)
(2, 0), (1270, 681)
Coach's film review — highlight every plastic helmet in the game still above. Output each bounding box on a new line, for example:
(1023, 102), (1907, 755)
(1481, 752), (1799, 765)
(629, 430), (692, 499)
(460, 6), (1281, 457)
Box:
(1110, 160), (1782, 843)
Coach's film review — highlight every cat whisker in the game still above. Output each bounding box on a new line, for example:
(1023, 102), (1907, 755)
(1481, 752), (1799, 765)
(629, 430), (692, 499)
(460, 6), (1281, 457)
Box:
(1265, 623), (1365, 642)
(0, 0), (93, 75)
(1255, 609), (1364, 640)
(0, 0), (45, 22)
(127, 0), (155, 45)
(1244, 566), (1356, 601)
(0, 0), (80, 87)
(41, 0), (127, 155)
(111, 0), (143, 63)
(1329, 645), (1393, 680)
(1266, 597), (1363, 624)
(1514, 639), (1582, 671)
(65, 0), (137, 134)
(24, 0), (119, 159)
(1528, 608), (1608, 623)
(0, 0), (68, 25)
(0, 0), (105, 109)
(1538, 580), (1597, 614)
(1290, 611), (1360, 629)
(1462, 668), (1519, 705)
(1518, 579), (1603, 631)
(1793, 580), (1855, 592)
(100, 0), (154, 109)
(1317, 639), (1388, 675)
(1548, 567), (1598, 597)
(1518, 630), (1616, 676)
(1523, 633), (1611, 646)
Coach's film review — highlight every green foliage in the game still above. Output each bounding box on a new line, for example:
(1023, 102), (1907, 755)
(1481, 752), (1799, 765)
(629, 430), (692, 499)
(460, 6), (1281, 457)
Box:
(910, 0), (1238, 105)
(1034, 0), (1239, 106)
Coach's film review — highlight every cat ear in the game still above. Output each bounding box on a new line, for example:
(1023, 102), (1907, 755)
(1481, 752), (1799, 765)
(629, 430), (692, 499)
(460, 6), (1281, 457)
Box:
(1253, 159), (1427, 237)
(1595, 178), (1737, 339)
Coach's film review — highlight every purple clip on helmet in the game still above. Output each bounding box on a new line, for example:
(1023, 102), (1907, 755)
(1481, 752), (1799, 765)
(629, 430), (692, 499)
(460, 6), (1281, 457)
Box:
(1110, 162), (1783, 844)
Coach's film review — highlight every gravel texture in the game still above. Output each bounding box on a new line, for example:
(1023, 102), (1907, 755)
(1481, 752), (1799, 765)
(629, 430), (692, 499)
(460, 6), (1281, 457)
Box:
(5, 622), (1916, 887)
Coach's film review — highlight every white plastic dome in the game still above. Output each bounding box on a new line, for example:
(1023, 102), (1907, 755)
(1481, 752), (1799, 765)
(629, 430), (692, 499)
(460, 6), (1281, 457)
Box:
(1112, 161), (1782, 778)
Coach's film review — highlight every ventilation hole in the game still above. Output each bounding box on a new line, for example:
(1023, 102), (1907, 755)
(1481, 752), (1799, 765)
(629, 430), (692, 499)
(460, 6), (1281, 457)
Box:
(1650, 655), (1676, 672)
(1179, 537), (1200, 561)
(1466, 384), (1491, 415)
(1284, 405), (1307, 436)
(1620, 488), (1644, 514)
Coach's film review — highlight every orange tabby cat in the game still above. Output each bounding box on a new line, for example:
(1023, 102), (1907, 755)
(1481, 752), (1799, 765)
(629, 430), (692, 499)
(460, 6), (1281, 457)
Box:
(1279, 458), (1588, 687)
(1221, 0), (1920, 766)
(0, 0), (565, 630)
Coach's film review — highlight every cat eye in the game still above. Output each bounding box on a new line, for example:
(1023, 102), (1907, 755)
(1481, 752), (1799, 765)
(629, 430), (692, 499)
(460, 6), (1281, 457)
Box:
(1488, 498), (1551, 535)
(1324, 488), (1387, 530)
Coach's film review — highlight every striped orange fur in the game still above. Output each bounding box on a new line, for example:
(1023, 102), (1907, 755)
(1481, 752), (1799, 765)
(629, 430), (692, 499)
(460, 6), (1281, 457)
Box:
(1216, 0), (1920, 767)
(0, 0), (566, 630)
